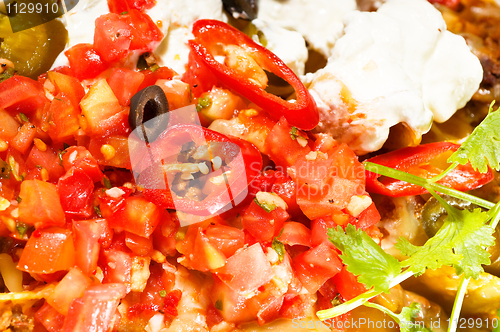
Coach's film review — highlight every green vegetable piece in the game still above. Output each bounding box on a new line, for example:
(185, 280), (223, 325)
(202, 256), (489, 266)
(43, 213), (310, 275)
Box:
(19, 113), (29, 122)
(215, 300), (223, 311)
(0, 67), (15, 83)
(365, 302), (432, 332)
(328, 224), (401, 293)
(448, 102), (500, 173)
(253, 197), (276, 213)
(103, 177), (112, 189)
(196, 96), (212, 112)
(493, 309), (500, 332)
(0, 158), (10, 179)
(15, 222), (29, 237)
(94, 206), (102, 218)
(159, 290), (167, 298)
(397, 206), (494, 279)
(272, 237), (285, 262)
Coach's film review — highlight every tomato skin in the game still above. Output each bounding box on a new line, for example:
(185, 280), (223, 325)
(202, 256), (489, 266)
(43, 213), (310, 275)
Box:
(17, 227), (75, 274)
(428, 0), (460, 9)
(62, 283), (127, 332)
(18, 179), (66, 229)
(0, 76), (47, 113)
(242, 200), (289, 243)
(293, 243), (342, 293)
(271, 172), (301, 217)
(105, 67), (144, 106)
(58, 168), (94, 217)
(152, 212), (178, 257)
(11, 122), (36, 154)
(64, 44), (109, 80)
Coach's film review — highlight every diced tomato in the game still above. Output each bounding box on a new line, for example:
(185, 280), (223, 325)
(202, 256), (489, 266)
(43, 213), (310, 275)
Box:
(62, 146), (103, 182)
(138, 67), (176, 91)
(94, 10), (162, 63)
(125, 231), (152, 256)
(73, 219), (108, 275)
(242, 200), (289, 243)
(271, 171), (301, 217)
(18, 179), (66, 229)
(152, 212), (178, 257)
(108, 195), (161, 237)
(294, 143), (365, 220)
(293, 243), (342, 293)
(277, 222), (311, 247)
(47, 92), (81, 142)
(205, 224), (245, 257)
(80, 79), (125, 136)
(217, 243), (273, 294)
(0, 76), (47, 113)
(332, 266), (367, 302)
(26, 146), (65, 182)
(156, 78), (192, 110)
(105, 67), (144, 106)
(107, 0), (129, 13)
(47, 268), (92, 315)
(101, 249), (132, 284)
(62, 283), (127, 332)
(265, 117), (311, 168)
(11, 122), (36, 154)
(0, 109), (20, 141)
(47, 71), (85, 107)
(35, 302), (65, 332)
(181, 51), (218, 97)
(211, 277), (254, 323)
(64, 44), (109, 80)
(88, 135), (131, 168)
(58, 168), (94, 217)
(311, 216), (337, 248)
(280, 295), (311, 320)
(355, 202), (381, 230)
(17, 227), (75, 274)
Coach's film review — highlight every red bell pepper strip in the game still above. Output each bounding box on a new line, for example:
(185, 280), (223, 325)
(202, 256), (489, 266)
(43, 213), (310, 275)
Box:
(188, 19), (319, 131)
(365, 142), (494, 197)
(137, 124), (262, 215)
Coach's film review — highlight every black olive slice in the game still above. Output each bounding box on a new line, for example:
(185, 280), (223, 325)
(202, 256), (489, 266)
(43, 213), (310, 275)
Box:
(222, 0), (258, 20)
(129, 85), (169, 143)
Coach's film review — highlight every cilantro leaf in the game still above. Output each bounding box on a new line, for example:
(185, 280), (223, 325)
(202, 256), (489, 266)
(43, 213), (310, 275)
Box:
(328, 224), (401, 293)
(253, 197), (276, 213)
(397, 206), (494, 279)
(448, 102), (500, 173)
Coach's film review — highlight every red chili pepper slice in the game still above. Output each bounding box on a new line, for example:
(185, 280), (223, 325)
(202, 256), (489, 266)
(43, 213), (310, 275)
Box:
(137, 124), (262, 215)
(188, 19), (319, 131)
(365, 142), (494, 197)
